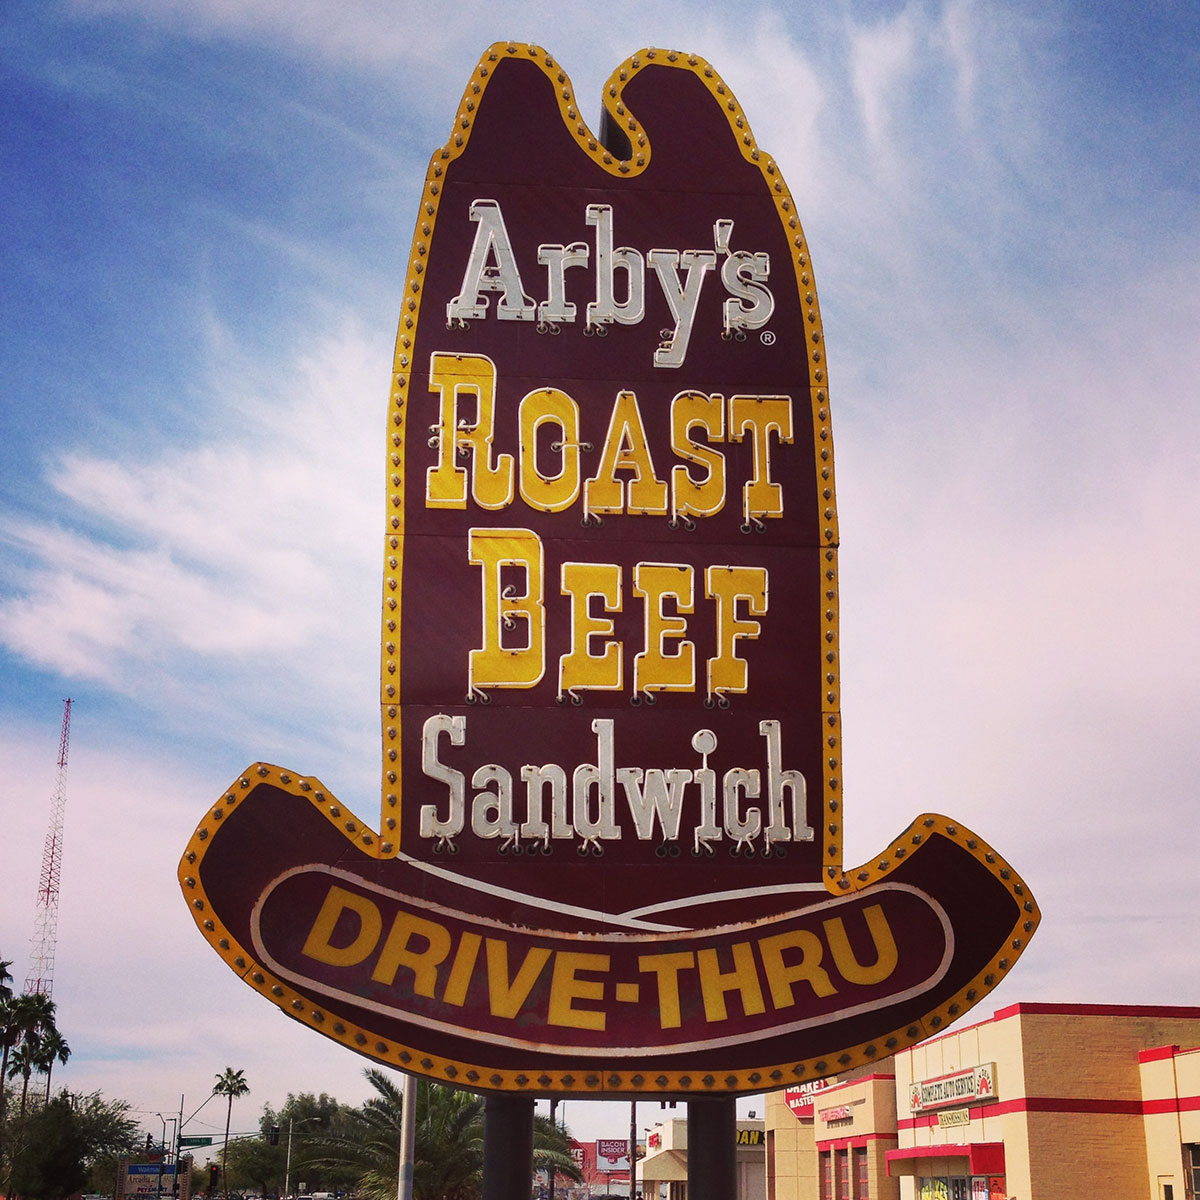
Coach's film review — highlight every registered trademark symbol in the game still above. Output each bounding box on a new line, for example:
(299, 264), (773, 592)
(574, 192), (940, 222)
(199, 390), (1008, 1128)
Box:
(760, 330), (776, 346)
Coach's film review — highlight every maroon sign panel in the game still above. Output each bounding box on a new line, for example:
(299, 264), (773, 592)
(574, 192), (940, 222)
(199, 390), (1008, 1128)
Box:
(180, 43), (1039, 1096)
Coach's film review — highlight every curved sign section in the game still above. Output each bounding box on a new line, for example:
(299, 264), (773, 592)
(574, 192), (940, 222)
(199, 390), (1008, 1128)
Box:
(253, 867), (953, 1056)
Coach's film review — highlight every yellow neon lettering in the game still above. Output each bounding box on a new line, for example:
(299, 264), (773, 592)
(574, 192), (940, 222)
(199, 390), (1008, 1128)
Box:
(560, 561), (623, 692)
(425, 353), (514, 510)
(441, 930), (482, 1007)
(729, 395), (793, 520)
(468, 528), (545, 688)
(584, 391), (669, 515)
(370, 910), (452, 996)
(300, 886), (383, 968)
(823, 904), (899, 985)
(705, 565), (768, 696)
(758, 929), (837, 1008)
(485, 938), (552, 1019)
(547, 951), (610, 1031)
(670, 391), (726, 518)
(633, 562), (695, 694)
(518, 387), (582, 512)
(696, 941), (765, 1022)
(638, 951), (696, 1030)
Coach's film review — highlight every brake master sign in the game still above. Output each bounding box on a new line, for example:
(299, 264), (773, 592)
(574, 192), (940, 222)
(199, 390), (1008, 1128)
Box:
(180, 43), (1039, 1095)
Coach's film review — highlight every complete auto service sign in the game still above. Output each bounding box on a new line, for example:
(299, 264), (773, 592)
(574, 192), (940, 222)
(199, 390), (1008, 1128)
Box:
(180, 43), (1039, 1096)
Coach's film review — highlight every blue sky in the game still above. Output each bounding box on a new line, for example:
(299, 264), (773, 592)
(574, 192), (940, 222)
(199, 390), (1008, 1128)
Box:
(2, 0), (1198, 1144)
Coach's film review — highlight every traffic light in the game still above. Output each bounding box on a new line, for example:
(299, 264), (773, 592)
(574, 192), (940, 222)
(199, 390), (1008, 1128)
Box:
(269, 1125), (280, 1145)
(208, 1164), (219, 1194)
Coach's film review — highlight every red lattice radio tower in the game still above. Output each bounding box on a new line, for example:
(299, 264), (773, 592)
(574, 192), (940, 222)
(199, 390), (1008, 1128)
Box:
(25, 699), (72, 998)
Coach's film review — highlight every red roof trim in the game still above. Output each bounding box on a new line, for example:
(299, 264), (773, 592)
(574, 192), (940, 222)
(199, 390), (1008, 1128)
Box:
(885, 1143), (1005, 1176)
(995, 1003), (1200, 1020)
(816, 1132), (898, 1152)
(899, 1095), (1147, 1131)
(900, 1003), (1200, 1055)
(1140, 1044), (1182, 1063)
(819, 1074), (897, 1097)
(1144, 1096), (1200, 1116)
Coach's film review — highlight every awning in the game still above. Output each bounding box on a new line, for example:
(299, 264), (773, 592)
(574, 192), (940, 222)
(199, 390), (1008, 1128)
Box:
(886, 1143), (1005, 1177)
(638, 1149), (689, 1183)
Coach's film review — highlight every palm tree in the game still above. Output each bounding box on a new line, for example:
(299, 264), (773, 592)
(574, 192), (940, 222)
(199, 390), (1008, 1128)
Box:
(39, 1025), (70, 1102)
(0, 992), (55, 1117)
(7, 1036), (39, 1117)
(531, 1110), (579, 1182)
(412, 1081), (484, 1200)
(0, 958), (13, 1002)
(0, 994), (26, 1116)
(213, 1067), (249, 1199)
(307, 1070), (581, 1200)
(305, 1069), (419, 1200)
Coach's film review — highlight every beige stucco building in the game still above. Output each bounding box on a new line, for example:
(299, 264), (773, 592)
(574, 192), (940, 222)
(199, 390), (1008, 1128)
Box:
(639, 1117), (767, 1200)
(766, 1003), (1200, 1200)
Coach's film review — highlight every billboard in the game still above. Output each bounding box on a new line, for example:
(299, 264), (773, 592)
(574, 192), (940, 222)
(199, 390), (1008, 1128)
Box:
(596, 1140), (632, 1172)
(116, 1161), (191, 1200)
(784, 1079), (835, 1119)
(909, 1063), (997, 1113)
(180, 42), (1039, 1096)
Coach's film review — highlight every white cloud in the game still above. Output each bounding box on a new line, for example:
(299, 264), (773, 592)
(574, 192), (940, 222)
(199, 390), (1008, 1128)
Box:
(847, 7), (919, 155)
(0, 317), (388, 775)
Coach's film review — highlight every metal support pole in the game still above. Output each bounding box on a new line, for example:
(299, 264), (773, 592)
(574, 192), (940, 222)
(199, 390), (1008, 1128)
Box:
(630, 1101), (637, 1198)
(397, 1073), (416, 1200)
(482, 1095), (534, 1200)
(176, 1096), (185, 1198)
(547, 1099), (558, 1200)
(156, 1115), (168, 1200)
(687, 1098), (736, 1200)
(284, 1118), (294, 1199)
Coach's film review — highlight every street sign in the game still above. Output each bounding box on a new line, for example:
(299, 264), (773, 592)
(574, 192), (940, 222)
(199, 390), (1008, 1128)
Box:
(179, 1136), (212, 1148)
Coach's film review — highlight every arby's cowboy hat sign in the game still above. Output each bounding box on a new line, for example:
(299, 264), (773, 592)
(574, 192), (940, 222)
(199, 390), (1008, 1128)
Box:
(180, 42), (1038, 1096)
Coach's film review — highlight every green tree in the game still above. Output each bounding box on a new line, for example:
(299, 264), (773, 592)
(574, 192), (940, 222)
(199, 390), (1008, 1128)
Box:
(8, 1095), (88, 1199)
(262, 1090), (347, 1138)
(410, 1079), (484, 1200)
(2, 992), (57, 1116)
(213, 1068), (249, 1199)
(262, 1092), (357, 1195)
(305, 1070), (430, 1200)
(8, 1038), (40, 1118)
(73, 1089), (142, 1194)
(530, 1111), (579, 1182)
(37, 1028), (70, 1103)
(72, 1089), (141, 1163)
(0, 993), (42, 1121)
(223, 1134), (285, 1195)
(307, 1070), (580, 1200)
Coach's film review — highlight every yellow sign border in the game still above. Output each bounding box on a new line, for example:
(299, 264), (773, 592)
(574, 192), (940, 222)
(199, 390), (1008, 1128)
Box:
(375, 42), (840, 870)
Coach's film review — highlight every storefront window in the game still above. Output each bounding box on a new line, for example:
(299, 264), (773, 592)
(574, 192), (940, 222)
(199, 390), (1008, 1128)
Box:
(838, 1150), (850, 1199)
(1190, 1145), (1200, 1195)
(854, 1147), (868, 1199)
(819, 1151), (832, 1200)
(918, 1179), (949, 1200)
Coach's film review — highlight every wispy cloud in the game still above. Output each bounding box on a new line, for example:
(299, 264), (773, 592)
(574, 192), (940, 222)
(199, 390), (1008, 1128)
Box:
(0, 318), (388, 773)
